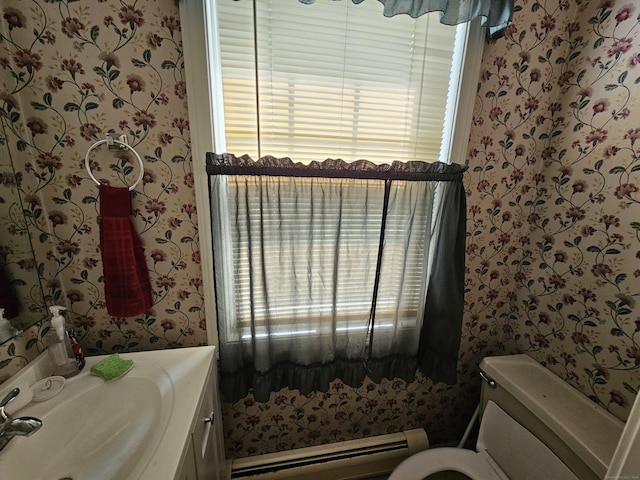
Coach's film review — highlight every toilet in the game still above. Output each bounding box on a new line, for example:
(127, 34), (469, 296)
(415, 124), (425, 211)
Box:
(389, 354), (625, 480)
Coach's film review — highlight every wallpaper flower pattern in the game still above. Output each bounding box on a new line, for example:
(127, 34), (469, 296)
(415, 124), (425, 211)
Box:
(0, 0), (639, 461)
(467, 0), (640, 423)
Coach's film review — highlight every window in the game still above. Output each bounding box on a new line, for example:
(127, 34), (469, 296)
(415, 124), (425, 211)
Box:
(216, 0), (465, 164)
(180, 0), (481, 351)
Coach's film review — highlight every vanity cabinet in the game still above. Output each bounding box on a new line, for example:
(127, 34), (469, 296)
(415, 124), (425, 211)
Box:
(177, 357), (226, 480)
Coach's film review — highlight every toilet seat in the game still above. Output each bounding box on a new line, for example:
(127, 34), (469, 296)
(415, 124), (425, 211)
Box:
(388, 447), (509, 480)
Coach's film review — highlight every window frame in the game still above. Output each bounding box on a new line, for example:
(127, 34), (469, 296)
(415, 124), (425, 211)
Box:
(179, 0), (484, 349)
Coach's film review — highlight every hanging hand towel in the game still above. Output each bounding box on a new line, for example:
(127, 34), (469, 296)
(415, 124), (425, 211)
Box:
(99, 184), (152, 317)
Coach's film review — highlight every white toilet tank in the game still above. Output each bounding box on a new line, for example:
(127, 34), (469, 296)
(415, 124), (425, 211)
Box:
(479, 355), (625, 480)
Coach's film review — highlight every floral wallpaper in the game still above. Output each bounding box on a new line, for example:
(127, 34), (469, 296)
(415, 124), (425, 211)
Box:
(0, 0), (205, 380)
(467, 0), (640, 423)
(1, 0), (639, 463)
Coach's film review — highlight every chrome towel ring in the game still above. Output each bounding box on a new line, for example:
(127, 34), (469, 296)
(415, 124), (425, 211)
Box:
(84, 137), (144, 191)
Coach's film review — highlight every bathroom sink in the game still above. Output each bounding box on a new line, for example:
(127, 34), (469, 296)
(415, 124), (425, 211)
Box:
(0, 359), (174, 480)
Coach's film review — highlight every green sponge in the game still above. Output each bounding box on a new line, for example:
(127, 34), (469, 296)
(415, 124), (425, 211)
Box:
(90, 354), (134, 381)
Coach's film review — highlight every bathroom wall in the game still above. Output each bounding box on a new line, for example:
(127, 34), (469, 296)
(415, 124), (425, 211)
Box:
(0, 0), (206, 382)
(1, 0), (639, 461)
(469, 0), (640, 422)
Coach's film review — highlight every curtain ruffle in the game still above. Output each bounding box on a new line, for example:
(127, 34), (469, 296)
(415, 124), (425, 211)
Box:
(207, 152), (467, 181)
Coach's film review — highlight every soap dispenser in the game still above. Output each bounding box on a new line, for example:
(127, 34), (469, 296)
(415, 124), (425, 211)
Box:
(46, 306), (83, 378)
(0, 308), (17, 342)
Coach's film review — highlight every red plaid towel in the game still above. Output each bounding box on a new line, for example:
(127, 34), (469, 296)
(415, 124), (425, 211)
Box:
(99, 185), (152, 317)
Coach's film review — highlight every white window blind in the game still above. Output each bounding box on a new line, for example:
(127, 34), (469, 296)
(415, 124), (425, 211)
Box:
(216, 0), (460, 165)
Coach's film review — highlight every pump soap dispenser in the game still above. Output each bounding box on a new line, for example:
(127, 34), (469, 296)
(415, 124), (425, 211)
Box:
(46, 306), (82, 378)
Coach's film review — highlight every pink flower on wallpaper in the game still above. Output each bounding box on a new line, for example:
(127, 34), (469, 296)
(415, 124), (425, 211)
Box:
(119, 5), (145, 27)
(615, 5), (635, 23)
(529, 68), (541, 82)
(56, 240), (81, 256)
(554, 251), (568, 262)
(572, 180), (587, 192)
(26, 117), (47, 136)
(493, 56), (507, 69)
(156, 133), (172, 147)
(126, 73), (146, 92)
(489, 107), (503, 121)
(592, 99), (609, 113)
(565, 21), (580, 35)
(48, 210), (67, 226)
(624, 127), (640, 141)
(98, 51), (120, 68)
(608, 37), (633, 57)
(558, 70), (574, 86)
(604, 146), (619, 157)
(541, 15), (556, 32)
(36, 152), (62, 170)
(161, 319), (175, 331)
(45, 75), (63, 91)
(571, 332), (590, 345)
(600, 214), (620, 228)
(14, 49), (42, 71)
(60, 58), (84, 76)
(172, 117), (189, 130)
(156, 275), (176, 289)
(614, 183), (639, 199)
(591, 263), (613, 277)
(610, 391), (627, 407)
(150, 249), (167, 263)
(155, 92), (169, 105)
(3, 7), (26, 29)
(61, 17), (84, 38)
(585, 128), (608, 144)
(133, 110), (157, 128)
(80, 122), (102, 140)
(147, 33), (163, 48)
(145, 198), (167, 214)
(161, 15), (180, 31)
(566, 206), (586, 220)
(142, 170), (156, 184)
(181, 203), (197, 215)
(174, 80), (187, 99)
(183, 172), (194, 188)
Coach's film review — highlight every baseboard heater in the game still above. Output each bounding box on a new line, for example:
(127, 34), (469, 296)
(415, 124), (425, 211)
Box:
(229, 428), (429, 480)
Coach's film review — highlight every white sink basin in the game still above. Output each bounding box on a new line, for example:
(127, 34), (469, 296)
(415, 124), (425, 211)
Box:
(0, 347), (216, 480)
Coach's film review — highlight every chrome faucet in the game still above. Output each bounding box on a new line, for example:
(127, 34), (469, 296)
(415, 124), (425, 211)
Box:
(0, 387), (42, 452)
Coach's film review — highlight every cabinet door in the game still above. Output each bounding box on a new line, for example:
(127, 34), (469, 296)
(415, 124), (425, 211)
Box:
(177, 440), (198, 480)
(192, 368), (226, 480)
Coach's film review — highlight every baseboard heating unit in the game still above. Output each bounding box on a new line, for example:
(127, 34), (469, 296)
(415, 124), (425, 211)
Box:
(229, 428), (429, 480)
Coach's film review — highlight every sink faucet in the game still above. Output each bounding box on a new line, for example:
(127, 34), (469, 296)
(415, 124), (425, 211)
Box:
(0, 387), (42, 452)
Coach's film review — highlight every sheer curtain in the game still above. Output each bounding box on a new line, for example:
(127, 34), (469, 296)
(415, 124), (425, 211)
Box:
(208, 154), (467, 401)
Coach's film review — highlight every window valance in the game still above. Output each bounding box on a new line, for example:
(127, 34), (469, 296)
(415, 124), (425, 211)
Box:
(243, 0), (514, 31)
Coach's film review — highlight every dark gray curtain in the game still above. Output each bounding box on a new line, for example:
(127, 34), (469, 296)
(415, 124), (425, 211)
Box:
(417, 179), (467, 384)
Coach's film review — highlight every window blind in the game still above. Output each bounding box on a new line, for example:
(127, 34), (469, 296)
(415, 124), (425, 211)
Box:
(216, 0), (459, 165)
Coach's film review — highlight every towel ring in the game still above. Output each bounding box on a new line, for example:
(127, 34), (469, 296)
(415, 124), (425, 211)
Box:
(84, 138), (144, 191)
